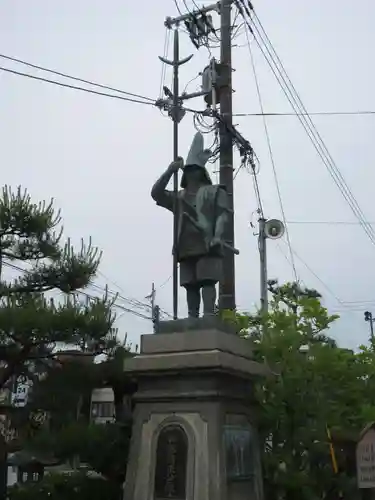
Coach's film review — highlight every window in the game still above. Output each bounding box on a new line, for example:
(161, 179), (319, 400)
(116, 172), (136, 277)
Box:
(18, 467), (43, 484)
(91, 401), (115, 419)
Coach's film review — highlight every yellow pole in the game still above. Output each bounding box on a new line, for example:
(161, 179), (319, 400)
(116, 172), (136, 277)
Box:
(326, 425), (339, 474)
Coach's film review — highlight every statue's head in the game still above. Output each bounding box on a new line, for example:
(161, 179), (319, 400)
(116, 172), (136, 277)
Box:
(181, 164), (212, 188)
(180, 132), (212, 189)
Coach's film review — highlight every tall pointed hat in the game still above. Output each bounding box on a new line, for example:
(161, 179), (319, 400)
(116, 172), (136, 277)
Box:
(181, 132), (212, 188)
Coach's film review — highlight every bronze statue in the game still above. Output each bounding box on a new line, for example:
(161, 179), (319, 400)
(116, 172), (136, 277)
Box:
(151, 132), (236, 318)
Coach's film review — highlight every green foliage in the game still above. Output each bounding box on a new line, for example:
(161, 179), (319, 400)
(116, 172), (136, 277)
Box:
(27, 422), (130, 483)
(0, 295), (115, 352)
(27, 361), (97, 430)
(74, 422), (130, 483)
(0, 186), (116, 389)
(0, 186), (100, 294)
(0, 186), (62, 262)
(12, 277), (375, 500)
(13, 343), (136, 499)
(26, 343), (136, 430)
(7, 472), (122, 500)
(237, 282), (366, 499)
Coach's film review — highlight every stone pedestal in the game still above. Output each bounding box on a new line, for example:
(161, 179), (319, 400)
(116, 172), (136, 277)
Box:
(123, 320), (268, 500)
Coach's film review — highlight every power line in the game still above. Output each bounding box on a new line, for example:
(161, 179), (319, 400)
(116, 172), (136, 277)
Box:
(0, 66), (155, 106)
(276, 239), (352, 310)
(88, 282), (150, 311)
(248, 9), (375, 246)
(340, 300), (375, 305)
(287, 221), (375, 226)
(1, 260), (156, 321)
(0, 199), (172, 320)
(245, 25), (298, 282)
(0, 53), (155, 102)
(250, 169), (264, 219)
(159, 28), (171, 99)
(274, 242), (307, 287)
(88, 281), (173, 319)
(237, 2), (375, 250)
(182, 0), (192, 13)
(189, 0), (203, 15)
(0, 61), (204, 117)
(173, 0), (183, 16)
(286, 245), (342, 304)
(156, 273), (173, 289)
(234, 110), (375, 117)
(276, 240), (371, 326)
(96, 270), (151, 309)
(276, 237), (363, 310)
(79, 288), (151, 321)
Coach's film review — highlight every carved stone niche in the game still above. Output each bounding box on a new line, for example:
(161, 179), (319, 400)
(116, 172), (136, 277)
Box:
(223, 414), (264, 500)
(154, 424), (188, 500)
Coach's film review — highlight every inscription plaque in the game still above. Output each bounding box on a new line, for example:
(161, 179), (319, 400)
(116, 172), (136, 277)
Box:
(224, 425), (254, 480)
(154, 425), (188, 499)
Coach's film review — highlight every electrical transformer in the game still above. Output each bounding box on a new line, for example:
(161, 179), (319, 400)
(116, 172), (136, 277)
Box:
(202, 61), (221, 106)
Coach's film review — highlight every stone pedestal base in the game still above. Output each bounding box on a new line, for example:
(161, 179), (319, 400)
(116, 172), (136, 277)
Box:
(123, 322), (267, 500)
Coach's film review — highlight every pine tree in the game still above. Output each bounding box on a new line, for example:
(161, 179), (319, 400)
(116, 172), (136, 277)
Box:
(7, 344), (136, 500)
(0, 186), (116, 390)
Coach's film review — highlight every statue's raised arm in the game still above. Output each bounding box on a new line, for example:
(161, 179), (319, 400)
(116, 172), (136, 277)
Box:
(151, 157), (183, 212)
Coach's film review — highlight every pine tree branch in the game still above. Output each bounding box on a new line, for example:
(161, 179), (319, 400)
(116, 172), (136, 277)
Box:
(0, 186), (116, 391)
(0, 345), (33, 388)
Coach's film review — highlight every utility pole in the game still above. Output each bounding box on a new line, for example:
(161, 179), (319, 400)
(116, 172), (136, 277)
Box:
(159, 1), (237, 315)
(150, 283), (160, 333)
(219, 0), (235, 312)
(146, 283), (160, 333)
(149, 282), (156, 317)
(364, 310), (375, 344)
(255, 217), (285, 319)
(0, 245), (8, 499)
(158, 31), (192, 320)
(258, 218), (268, 315)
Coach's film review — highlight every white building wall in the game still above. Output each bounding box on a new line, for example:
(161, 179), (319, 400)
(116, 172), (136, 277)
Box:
(90, 387), (115, 424)
(7, 466), (17, 487)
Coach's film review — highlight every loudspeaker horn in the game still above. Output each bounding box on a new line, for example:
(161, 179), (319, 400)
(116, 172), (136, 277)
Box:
(264, 219), (285, 240)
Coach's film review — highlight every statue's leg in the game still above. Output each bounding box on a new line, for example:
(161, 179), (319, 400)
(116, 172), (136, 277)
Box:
(201, 283), (216, 316)
(180, 259), (200, 318)
(196, 256), (223, 316)
(185, 285), (201, 318)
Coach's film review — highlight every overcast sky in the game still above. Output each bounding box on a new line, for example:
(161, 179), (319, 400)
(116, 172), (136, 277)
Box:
(1, 0), (374, 350)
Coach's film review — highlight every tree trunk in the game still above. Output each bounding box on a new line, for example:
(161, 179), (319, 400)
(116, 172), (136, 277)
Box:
(0, 438), (7, 500)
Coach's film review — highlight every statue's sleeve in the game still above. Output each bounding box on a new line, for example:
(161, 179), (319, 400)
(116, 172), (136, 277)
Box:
(154, 189), (175, 212)
(212, 186), (229, 240)
(151, 168), (177, 212)
(217, 186), (230, 211)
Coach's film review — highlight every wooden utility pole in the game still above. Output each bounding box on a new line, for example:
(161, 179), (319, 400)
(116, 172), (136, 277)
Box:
(160, 1), (235, 314)
(258, 218), (268, 315)
(219, 0), (235, 312)
(148, 282), (160, 333)
(364, 310), (375, 344)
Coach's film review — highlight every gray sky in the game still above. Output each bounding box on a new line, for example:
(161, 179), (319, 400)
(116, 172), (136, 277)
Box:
(1, 0), (374, 350)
